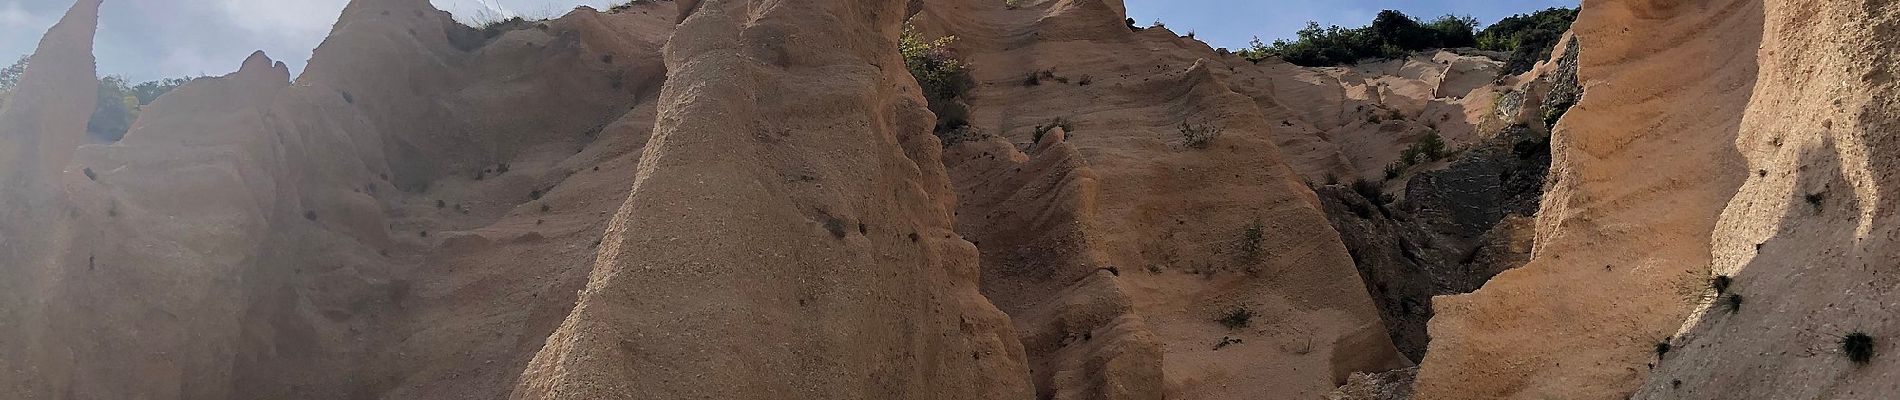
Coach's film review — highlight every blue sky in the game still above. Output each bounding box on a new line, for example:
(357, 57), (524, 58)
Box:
(0, 0), (1576, 82)
(1123, 0), (1580, 50)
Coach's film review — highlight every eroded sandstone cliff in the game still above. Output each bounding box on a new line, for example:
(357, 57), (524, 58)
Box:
(11, 0), (1893, 399)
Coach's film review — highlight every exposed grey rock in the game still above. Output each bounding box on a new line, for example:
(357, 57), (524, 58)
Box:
(1317, 123), (1550, 361)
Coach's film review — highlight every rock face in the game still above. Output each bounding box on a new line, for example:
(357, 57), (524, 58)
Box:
(1309, 36), (1580, 362)
(0, 1), (102, 398)
(2, 0), (677, 398)
(917, 0), (1411, 398)
(28, 0), (1900, 398)
(1315, 123), (1550, 361)
(509, 0), (1034, 398)
(1628, 0), (1900, 398)
(1415, 0), (1763, 398)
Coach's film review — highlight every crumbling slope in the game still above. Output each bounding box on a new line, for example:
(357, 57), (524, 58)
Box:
(918, 0), (1409, 398)
(1416, 0), (1762, 398)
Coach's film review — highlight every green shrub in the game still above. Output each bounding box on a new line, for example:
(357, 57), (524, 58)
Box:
(1180, 120), (1222, 149)
(1543, 99), (1573, 127)
(1721, 293), (1743, 313)
(1352, 179), (1388, 204)
(1219, 307), (1254, 329)
(78, 74), (194, 142)
(1236, 220), (1265, 262)
(1476, 8), (1578, 75)
(1841, 332), (1875, 364)
(1239, 11), (1481, 67)
(1399, 132), (1446, 165)
(1033, 117), (1075, 144)
(128, 77), (191, 105)
(901, 26), (972, 135)
(0, 56), (26, 92)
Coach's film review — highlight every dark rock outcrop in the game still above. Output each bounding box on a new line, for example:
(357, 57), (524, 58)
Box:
(1317, 123), (1550, 361)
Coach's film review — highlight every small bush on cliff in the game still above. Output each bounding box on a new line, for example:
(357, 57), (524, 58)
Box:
(0, 56), (27, 92)
(1219, 307), (1254, 329)
(1654, 338), (1672, 359)
(1180, 120), (1222, 149)
(1383, 132), (1448, 179)
(1476, 8), (1579, 75)
(1351, 179), (1389, 205)
(1399, 132), (1447, 165)
(1710, 275), (1733, 294)
(901, 26), (973, 135)
(1235, 220), (1265, 262)
(1841, 332), (1875, 364)
(1720, 293), (1744, 313)
(1033, 117), (1075, 143)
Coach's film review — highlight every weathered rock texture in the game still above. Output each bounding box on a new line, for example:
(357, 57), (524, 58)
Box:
(1416, 0), (1763, 398)
(1313, 38), (1579, 362)
(1629, 0), (1900, 398)
(31, 0), (1899, 399)
(2, 0), (678, 398)
(509, 0), (1035, 398)
(916, 0), (1413, 397)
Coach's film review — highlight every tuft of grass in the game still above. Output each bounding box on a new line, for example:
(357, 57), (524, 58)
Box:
(1236, 220), (1265, 262)
(1033, 117), (1076, 144)
(1180, 119), (1222, 149)
(1351, 179), (1387, 204)
(1218, 307), (1254, 329)
(1720, 293), (1744, 313)
(1842, 332), (1875, 364)
(1711, 275), (1733, 294)
(1399, 132), (1447, 166)
(1654, 339), (1672, 359)
(1385, 132), (1448, 179)
(1805, 192), (1825, 212)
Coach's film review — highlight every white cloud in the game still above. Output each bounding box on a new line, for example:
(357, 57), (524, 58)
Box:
(431, 0), (612, 25)
(1, 1), (43, 28)
(216, 0), (348, 39)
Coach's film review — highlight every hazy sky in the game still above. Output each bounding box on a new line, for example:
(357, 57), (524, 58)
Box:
(1, 0), (1576, 82)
